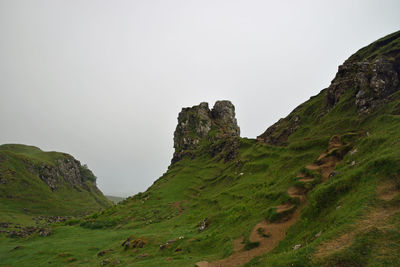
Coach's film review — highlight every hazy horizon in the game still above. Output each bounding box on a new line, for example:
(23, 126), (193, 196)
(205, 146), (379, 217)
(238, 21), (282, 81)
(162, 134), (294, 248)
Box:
(1, 0), (399, 197)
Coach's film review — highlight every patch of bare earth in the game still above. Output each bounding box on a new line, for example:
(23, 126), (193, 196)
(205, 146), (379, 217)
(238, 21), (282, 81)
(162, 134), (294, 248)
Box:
(196, 209), (302, 267)
(377, 180), (399, 201)
(170, 201), (183, 214)
(314, 206), (400, 259)
(314, 180), (400, 260)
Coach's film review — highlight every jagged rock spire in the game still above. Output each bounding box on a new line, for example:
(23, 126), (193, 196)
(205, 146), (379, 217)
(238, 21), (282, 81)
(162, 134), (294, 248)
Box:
(172, 100), (240, 163)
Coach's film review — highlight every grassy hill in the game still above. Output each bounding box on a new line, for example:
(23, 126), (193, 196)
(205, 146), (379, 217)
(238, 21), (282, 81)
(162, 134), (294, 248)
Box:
(1, 31), (400, 266)
(0, 144), (112, 223)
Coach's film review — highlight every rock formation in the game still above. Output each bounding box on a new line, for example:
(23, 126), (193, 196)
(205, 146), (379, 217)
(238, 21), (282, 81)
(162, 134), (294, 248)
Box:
(172, 100), (240, 163)
(327, 53), (400, 114)
(37, 156), (92, 191)
(258, 31), (400, 145)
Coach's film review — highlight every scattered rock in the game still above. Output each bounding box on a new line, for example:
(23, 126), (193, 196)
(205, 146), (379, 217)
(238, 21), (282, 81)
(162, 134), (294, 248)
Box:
(121, 236), (145, 249)
(198, 218), (209, 232)
(350, 148), (358, 155)
(159, 244), (168, 250)
(167, 239), (177, 244)
(33, 215), (68, 225)
(38, 228), (51, 237)
(329, 171), (339, 178)
(293, 244), (302, 250)
(101, 259), (111, 266)
(6, 226), (49, 238)
(97, 249), (114, 257)
(351, 161), (356, 166)
(315, 231), (322, 238)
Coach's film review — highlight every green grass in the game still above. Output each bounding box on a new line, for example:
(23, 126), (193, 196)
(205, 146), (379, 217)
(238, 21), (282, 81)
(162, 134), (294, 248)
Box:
(0, 144), (111, 220)
(1, 31), (400, 266)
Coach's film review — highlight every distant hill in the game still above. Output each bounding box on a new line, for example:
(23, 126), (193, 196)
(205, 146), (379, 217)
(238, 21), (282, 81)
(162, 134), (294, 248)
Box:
(106, 195), (125, 204)
(0, 144), (112, 220)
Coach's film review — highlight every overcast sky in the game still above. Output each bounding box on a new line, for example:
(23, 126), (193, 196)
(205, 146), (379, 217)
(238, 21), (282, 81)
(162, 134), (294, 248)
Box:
(1, 0), (399, 197)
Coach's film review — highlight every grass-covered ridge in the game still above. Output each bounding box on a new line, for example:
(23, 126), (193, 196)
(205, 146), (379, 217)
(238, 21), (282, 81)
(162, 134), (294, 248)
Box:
(0, 144), (111, 221)
(1, 31), (400, 266)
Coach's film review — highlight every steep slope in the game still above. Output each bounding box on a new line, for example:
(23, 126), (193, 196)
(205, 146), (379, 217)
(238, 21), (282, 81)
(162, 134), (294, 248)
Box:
(0, 144), (112, 221)
(1, 31), (400, 267)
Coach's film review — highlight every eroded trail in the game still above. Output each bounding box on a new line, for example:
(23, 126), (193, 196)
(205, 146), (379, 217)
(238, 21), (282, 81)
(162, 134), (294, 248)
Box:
(196, 136), (348, 267)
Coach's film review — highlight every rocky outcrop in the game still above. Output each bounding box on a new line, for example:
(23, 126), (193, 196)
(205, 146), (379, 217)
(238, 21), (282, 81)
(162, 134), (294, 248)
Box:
(38, 165), (59, 191)
(327, 55), (400, 114)
(327, 31), (400, 113)
(172, 101), (240, 163)
(56, 157), (84, 186)
(258, 31), (400, 146)
(37, 156), (90, 191)
(257, 113), (301, 146)
(211, 101), (240, 136)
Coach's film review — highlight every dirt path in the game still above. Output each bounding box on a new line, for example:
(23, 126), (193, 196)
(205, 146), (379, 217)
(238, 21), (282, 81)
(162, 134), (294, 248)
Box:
(314, 205), (400, 259)
(197, 209), (302, 267)
(314, 171), (400, 259)
(195, 136), (347, 267)
(170, 201), (183, 214)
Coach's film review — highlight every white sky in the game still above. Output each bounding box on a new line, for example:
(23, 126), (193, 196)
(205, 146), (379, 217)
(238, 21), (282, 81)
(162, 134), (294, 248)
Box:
(1, 0), (399, 196)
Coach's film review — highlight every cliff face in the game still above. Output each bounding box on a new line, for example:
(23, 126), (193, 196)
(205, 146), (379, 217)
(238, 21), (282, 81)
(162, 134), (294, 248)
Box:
(172, 100), (240, 163)
(38, 156), (90, 191)
(258, 30), (400, 145)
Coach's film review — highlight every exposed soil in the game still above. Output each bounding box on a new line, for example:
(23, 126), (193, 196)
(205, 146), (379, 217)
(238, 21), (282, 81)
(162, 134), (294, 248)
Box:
(275, 203), (294, 213)
(197, 210), (302, 267)
(314, 206), (400, 259)
(377, 180), (399, 201)
(170, 201), (183, 214)
(298, 178), (315, 183)
(233, 237), (245, 252)
(314, 179), (400, 259)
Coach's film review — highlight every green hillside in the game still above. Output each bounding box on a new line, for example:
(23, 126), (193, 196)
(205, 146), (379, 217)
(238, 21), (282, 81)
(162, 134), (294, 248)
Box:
(1, 31), (400, 266)
(0, 144), (112, 223)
